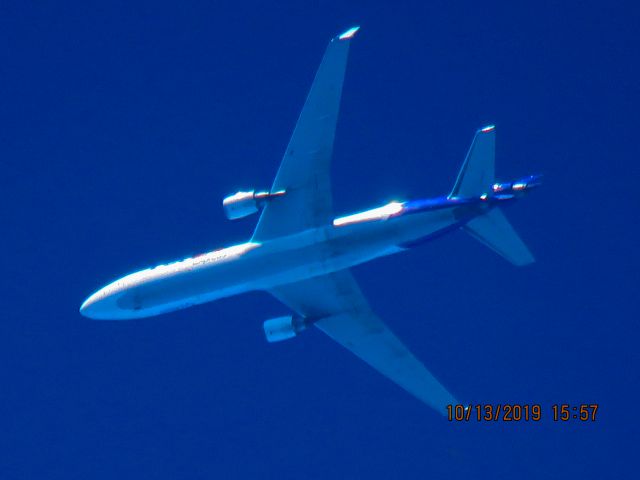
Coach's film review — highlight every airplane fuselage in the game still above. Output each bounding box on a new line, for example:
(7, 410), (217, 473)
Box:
(80, 176), (539, 320)
(78, 26), (542, 415)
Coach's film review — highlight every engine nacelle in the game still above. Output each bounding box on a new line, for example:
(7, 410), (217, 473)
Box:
(263, 315), (311, 343)
(222, 190), (285, 220)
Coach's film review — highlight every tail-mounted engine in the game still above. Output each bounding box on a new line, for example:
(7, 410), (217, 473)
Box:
(263, 315), (315, 343)
(222, 190), (285, 220)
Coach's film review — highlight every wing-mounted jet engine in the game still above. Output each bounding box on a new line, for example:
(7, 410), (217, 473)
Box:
(222, 190), (285, 220)
(263, 315), (316, 342)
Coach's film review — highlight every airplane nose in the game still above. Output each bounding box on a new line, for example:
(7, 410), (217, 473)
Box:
(79, 291), (102, 318)
(79, 299), (89, 315)
(79, 286), (122, 319)
(80, 282), (143, 320)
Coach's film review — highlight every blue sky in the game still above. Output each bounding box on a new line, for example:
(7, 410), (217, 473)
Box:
(1, 1), (637, 478)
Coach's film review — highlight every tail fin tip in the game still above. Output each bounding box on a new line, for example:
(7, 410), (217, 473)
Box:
(450, 126), (496, 198)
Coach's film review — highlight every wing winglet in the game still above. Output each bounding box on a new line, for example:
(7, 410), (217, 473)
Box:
(337, 26), (360, 40)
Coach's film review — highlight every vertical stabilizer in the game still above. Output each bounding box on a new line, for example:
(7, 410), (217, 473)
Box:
(463, 208), (535, 266)
(450, 126), (495, 198)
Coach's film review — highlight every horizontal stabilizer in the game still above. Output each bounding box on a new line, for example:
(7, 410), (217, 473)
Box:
(463, 207), (535, 266)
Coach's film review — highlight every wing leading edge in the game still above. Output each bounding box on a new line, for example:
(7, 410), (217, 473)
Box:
(268, 271), (458, 414)
(252, 27), (358, 242)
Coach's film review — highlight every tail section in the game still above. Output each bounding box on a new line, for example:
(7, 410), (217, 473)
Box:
(464, 208), (535, 266)
(450, 125), (495, 198)
(451, 125), (536, 266)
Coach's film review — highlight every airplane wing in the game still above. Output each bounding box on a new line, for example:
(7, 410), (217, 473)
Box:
(267, 270), (459, 414)
(251, 27), (359, 242)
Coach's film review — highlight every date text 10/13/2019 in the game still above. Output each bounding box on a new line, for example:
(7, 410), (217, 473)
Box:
(447, 404), (599, 422)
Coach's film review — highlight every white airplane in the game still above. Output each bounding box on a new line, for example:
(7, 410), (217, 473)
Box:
(80, 26), (540, 414)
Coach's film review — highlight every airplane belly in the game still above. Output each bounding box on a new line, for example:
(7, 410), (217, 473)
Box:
(117, 240), (331, 317)
(83, 209), (460, 320)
